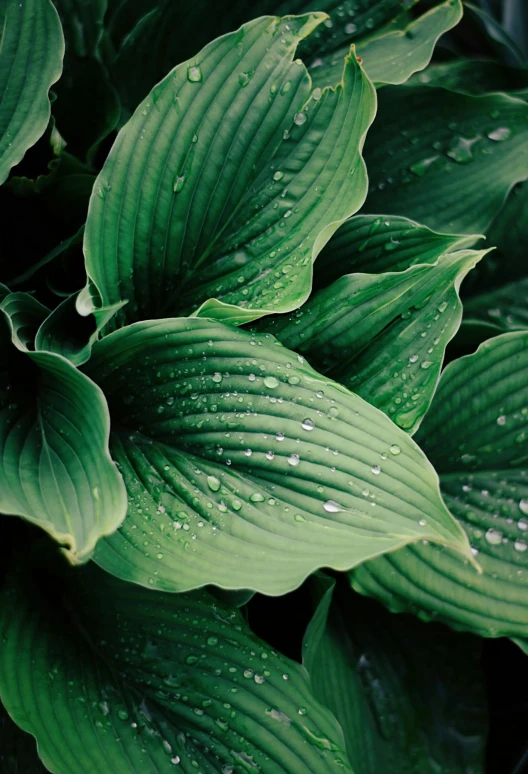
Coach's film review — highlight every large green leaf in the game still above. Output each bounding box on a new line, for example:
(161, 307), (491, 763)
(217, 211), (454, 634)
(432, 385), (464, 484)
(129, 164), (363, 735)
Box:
(84, 14), (376, 328)
(0, 561), (352, 773)
(109, 0), (421, 111)
(310, 0), (463, 89)
(350, 332), (528, 638)
(264, 247), (486, 434)
(363, 85), (528, 234)
(84, 317), (473, 595)
(312, 213), (477, 289)
(0, 291), (127, 562)
(0, 0), (64, 184)
(303, 576), (487, 773)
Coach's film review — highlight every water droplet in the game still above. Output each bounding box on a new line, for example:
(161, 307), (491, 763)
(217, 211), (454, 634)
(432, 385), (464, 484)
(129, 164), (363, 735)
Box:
(485, 528), (502, 545)
(345, 22), (357, 34)
(207, 636), (218, 646)
(288, 454), (300, 466)
(518, 519), (528, 531)
(438, 301), (448, 313)
(519, 499), (528, 515)
(250, 492), (265, 503)
(487, 127), (511, 142)
(409, 354), (419, 363)
(389, 444), (401, 455)
(419, 519), (426, 527)
(187, 65), (202, 83)
(447, 135), (481, 164)
(410, 155), (439, 176)
(497, 415), (507, 426)
(173, 175), (186, 193)
(301, 418), (314, 431)
(421, 361), (433, 369)
(294, 112), (307, 126)
(273, 170), (284, 181)
(212, 372), (222, 383)
(238, 71), (253, 88)
(323, 500), (343, 513)
(371, 465), (381, 475)
(276, 432), (285, 441)
(264, 376), (279, 388)
(515, 539), (527, 553)
(207, 475), (220, 492)
(266, 451), (275, 460)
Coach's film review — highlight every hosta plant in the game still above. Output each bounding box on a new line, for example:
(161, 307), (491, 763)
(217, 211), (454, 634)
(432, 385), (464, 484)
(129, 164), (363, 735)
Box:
(0, 0), (527, 772)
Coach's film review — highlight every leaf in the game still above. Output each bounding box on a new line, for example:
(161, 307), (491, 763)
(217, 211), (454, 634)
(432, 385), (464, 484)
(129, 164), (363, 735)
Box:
(464, 279), (528, 332)
(310, 0), (463, 89)
(303, 576), (487, 773)
(109, 0), (411, 111)
(312, 213), (478, 289)
(263, 248), (486, 434)
(363, 86), (528, 234)
(0, 292), (127, 563)
(0, 0), (64, 185)
(412, 59), (528, 97)
(0, 561), (352, 773)
(0, 700), (45, 774)
(463, 181), (528, 296)
(349, 331), (528, 638)
(84, 317), (474, 595)
(84, 15), (376, 328)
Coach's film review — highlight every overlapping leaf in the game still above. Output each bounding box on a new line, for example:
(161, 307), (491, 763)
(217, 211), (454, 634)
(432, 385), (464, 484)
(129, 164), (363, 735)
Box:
(0, 290), (127, 562)
(0, 0), (64, 184)
(264, 247), (486, 433)
(303, 576), (487, 773)
(84, 14), (376, 328)
(363, 85), (528, 234)
(83, 317), (473, 595)
(0, 562), (352, 773)
(350, 332), (528, 638)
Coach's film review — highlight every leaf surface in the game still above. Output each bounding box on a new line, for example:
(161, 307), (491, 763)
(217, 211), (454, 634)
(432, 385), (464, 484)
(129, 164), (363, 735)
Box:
(84, 15), (376, 327)
(84, 318), (473, 595)
(303, 576), (487, 773)
(363, 86), (528, 234)
(350, 332), (528, 638)
(0, 563), (352, 774)
(264, 248), (486, 433)
(0, 0), (64, 184)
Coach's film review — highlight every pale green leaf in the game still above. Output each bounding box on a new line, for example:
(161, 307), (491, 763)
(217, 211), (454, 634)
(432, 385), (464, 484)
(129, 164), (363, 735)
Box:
(0, 0), (64, 184)
(0, 563), (352, 773)
(84, 318), (474, 595)
(350, 332), (528, 638)
(464, 279), (528, 332)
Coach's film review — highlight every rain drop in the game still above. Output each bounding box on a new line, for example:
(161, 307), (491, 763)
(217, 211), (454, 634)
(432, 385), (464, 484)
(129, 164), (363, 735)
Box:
(485, 528), (502, 545)
(288, 454), (300, 466)
(187, 65), (202, 83)
(301, 418), (314, 431)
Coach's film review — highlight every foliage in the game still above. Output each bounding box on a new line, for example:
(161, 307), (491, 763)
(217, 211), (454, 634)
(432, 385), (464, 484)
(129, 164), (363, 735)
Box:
(0, 0), (527, 771)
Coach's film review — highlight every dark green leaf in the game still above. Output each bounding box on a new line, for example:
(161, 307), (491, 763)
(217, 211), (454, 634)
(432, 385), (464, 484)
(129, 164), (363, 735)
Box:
(0, 0), (64, 184)
(350, 332), (528, 638)
(303, 576), (487, 773)
(0, 562), (352, 773)
(363, 85), (528, 234)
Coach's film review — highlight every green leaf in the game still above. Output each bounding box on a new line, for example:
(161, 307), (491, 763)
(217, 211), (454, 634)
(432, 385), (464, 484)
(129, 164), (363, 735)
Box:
(84, 15), (376, 328)
(109, 0), (414, 111)
(312, 213), (478, 288)
(464, 279), (528, 332)
(350, 331), (528, 638)
(0, 293), (127, 563)
(84, 317), (473, 595)
(363, 86), (528, 234)
(310, 0), (463, 89)
(303, 576), (487, 773)
(0, 700), (45, 774)
(0, 0), (64, 185)
(0, 562), (352, 773)
(411, 59), (528, 97)
(263, 248), (486, 434)
(464, 181), (528, 296)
